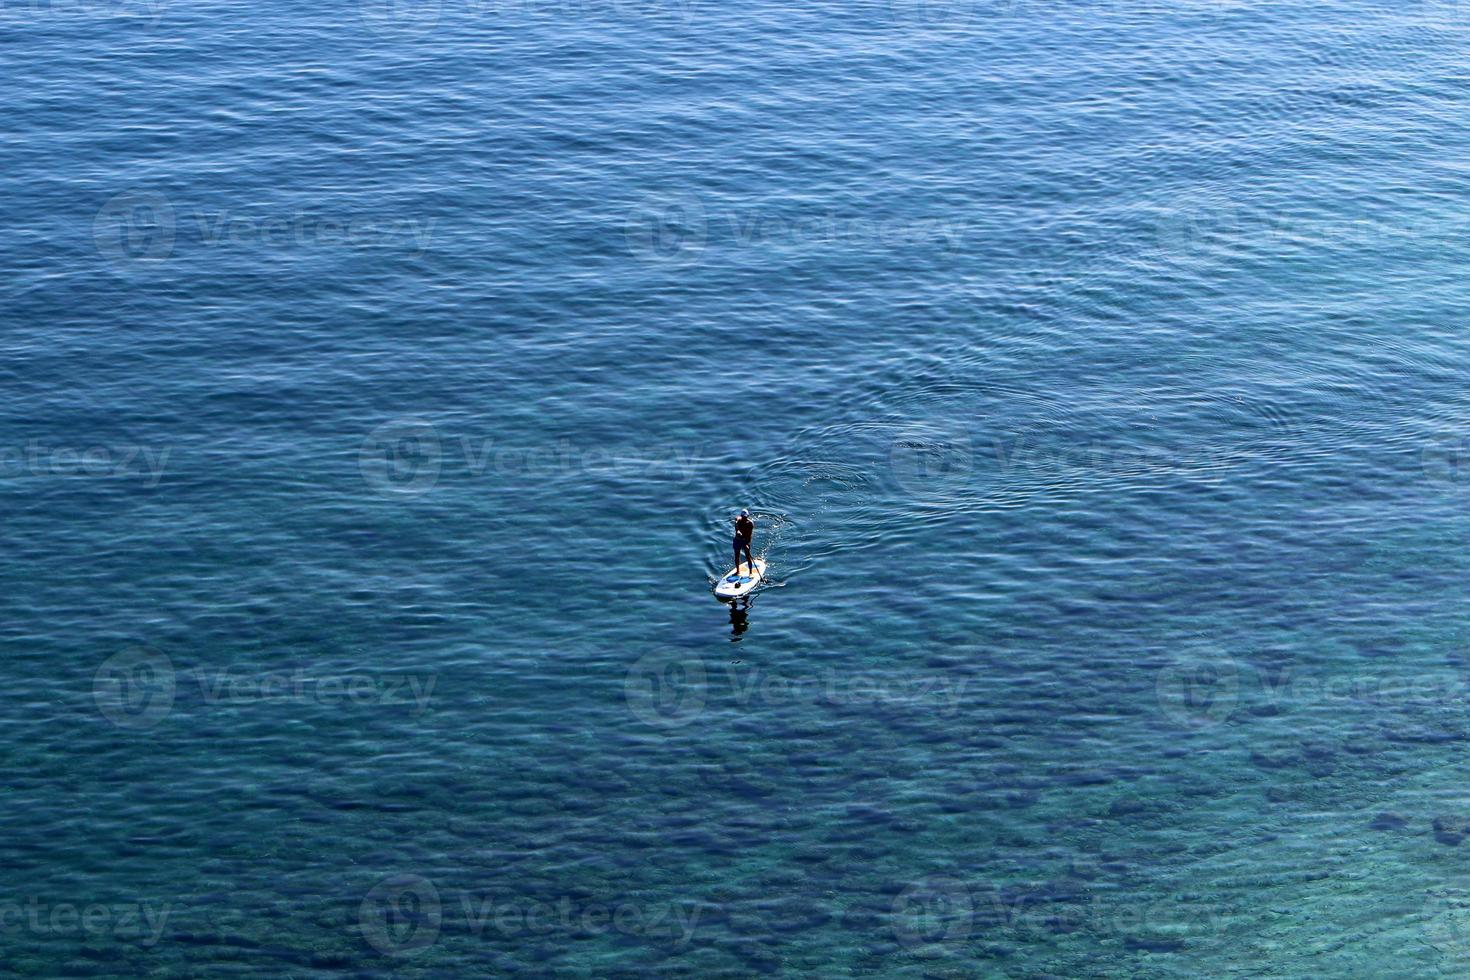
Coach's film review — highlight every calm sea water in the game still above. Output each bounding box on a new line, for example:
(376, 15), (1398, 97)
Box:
(7, 0), (1470, 974)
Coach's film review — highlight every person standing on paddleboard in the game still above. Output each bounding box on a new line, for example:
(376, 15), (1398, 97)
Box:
(733, 509), (755, 575)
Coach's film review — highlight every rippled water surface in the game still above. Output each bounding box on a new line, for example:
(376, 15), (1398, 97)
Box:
(8, 0), (1470, 975)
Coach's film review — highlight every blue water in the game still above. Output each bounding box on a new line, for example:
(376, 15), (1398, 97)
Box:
(8, 0), (1470, 973)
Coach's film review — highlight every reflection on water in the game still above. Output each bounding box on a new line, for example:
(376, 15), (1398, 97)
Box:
(727, 598), (749, 641)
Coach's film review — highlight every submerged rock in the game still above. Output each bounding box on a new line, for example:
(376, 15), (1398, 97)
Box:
(1249, 750), (1293, 771)
(1107, 796), (1151, 818)
(721, 940), (781, 974)
(1124, 937), (1186, 953)
(1368, 812), (1408, 832)
(1433, 816), (1470, 846)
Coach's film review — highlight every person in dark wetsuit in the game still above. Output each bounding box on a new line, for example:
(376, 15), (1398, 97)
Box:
(733, 509), (755, 575)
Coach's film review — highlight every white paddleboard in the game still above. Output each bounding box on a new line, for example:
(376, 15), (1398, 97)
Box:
(714, 558), (766, 599)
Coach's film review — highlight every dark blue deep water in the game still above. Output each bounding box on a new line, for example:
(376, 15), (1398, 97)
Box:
(9, 0), (1470, 974)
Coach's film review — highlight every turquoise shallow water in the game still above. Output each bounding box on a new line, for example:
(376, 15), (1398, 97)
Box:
(9, 0), (1470, 975)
